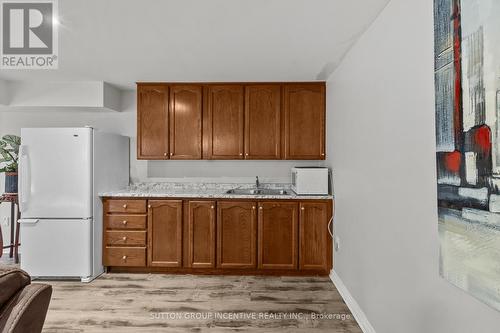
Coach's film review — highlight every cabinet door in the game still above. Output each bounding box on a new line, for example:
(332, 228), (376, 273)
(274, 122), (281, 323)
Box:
(284, 83), (325, 159)
(187, 201), (216, 268)
(217, 201), (257, 269)
(299, 202), (331, 271)
(204, 85), (244, 159)
(244, 85), (281, 159)
(258, 202), (298, 270)
(169, 85), (202, 159)
(148, 200), (183, 267)
(137, 85), (168, 159)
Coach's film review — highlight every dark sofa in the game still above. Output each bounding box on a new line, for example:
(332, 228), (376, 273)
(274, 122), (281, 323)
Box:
(0, 267), (52, 333)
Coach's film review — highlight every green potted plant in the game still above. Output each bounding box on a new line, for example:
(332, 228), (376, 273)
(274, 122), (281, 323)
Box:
(0, 135), (21, 194)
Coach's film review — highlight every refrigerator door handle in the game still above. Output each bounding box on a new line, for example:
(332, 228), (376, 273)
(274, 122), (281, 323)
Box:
(19, 145), (29, 211)
(18, 219), (39, 224)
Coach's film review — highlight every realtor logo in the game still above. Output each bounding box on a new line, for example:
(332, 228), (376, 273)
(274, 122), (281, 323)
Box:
(1, 0), (58, 69)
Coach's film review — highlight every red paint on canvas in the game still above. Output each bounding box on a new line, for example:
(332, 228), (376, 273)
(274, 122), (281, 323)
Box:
(474, 125), (491, 154)
(444, 151), (461, 173)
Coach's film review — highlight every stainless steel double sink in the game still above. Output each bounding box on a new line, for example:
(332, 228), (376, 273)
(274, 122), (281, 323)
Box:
(225, 188), (290, 196)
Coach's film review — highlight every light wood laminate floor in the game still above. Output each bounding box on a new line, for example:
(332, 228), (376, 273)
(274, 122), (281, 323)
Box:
(0, 256), (361, 332)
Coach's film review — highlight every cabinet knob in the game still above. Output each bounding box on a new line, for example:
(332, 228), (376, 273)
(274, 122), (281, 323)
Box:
(148, 204), (151, 208)
(321, 153), (325, 156)
(122, 236), (127, 241)
(245, 153), (249, 156)
(301, 207), (305, 211)
(170, 152), (173, 156)
(259, 206), (263, 210)
(211, 205), (214, 209)
(123, 204), (127, 208)
(164, 152), (167, 156)
(252, 206), (256, 210)
(239, 153), (243, 156)
(122, 255), (127, 260)
(122, 220), (127, 225)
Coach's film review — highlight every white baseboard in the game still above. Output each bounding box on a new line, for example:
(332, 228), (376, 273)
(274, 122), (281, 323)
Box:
(330, 270), (376, 333)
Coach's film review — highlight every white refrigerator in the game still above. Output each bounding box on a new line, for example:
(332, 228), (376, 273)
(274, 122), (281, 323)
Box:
(18, 127), (129, 282)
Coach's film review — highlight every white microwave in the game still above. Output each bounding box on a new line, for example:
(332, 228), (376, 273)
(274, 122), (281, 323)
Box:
(291, 167), (329, 195)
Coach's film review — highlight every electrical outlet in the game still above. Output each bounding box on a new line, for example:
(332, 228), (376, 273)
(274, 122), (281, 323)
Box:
(334, 236), (340, 252)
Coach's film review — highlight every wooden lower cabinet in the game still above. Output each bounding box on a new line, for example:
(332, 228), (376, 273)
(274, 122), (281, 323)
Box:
(299, 202), (330, 271)
(104, 199), (147, 214)
(105, 230), (146, 246)
(105, 215), (146, 230)
(258, 202), (298, 270)
(103, 198), (332, 275)
(148, 200), (183, 267)
(217, 201), (257, 269)
(103, 199), (148, 267)
(187, 201), (216, 268)
(104, 247), (146, 267)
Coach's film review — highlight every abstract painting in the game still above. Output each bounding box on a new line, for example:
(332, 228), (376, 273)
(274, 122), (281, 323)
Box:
(434, 0), (500, 310)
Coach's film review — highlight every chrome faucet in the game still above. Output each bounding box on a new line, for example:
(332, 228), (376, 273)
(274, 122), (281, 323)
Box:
(255, 176), (261, 189)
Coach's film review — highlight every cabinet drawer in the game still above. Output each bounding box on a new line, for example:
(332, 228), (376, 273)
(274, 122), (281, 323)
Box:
(106, 231), (146, 246)
(104, 247), (146, 266)
(105, 215), (146, 230)
(105, 200), (147, 214)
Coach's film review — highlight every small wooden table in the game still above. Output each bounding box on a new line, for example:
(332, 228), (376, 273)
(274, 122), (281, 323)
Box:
(0, 194), (20, 263)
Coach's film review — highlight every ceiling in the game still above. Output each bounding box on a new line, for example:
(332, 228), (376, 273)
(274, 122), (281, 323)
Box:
(0, 0), (390, 90)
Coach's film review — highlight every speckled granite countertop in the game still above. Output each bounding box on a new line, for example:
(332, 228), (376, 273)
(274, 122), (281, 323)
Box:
(99, 182), (333, 200)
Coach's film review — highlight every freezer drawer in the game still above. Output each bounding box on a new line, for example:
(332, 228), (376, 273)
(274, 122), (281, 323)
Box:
(19, 219), (92, 278)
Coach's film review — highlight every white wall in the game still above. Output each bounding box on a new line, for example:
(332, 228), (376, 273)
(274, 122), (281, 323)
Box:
(0, 80), (7, 105)
(326, 0), (500, 332)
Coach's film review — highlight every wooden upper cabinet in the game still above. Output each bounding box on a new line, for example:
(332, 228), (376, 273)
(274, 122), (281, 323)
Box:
(204, 85), (244, 159)
(169, 85), (203, 159)
(187, 201), (216, 268)
(148, 200), (183, 267)
(284, 83), (326, 160)
(299, 202), (331, 271)
(258, 202), (298, 270)
(136, 82), (326, 160)
(217, 201), (257, 269)
(137, 85), (168, 159)
(244, 85), (281, 159)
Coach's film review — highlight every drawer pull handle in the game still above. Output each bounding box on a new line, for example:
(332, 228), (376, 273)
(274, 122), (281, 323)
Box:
(122, 236), (127, 241)
(123, 204), (127, 209)
(122, 255), (127, 260)
(122, 220), (127, 225)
